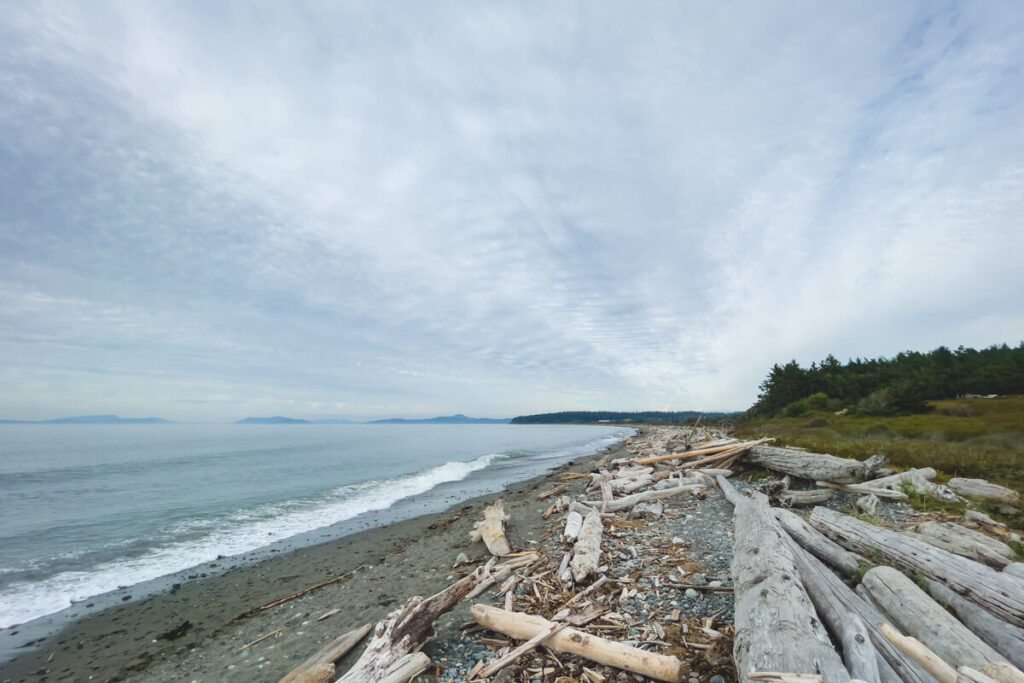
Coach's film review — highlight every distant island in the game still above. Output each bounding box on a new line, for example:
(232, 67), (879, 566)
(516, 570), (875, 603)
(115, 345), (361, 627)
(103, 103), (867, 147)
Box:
(236, 416), (312, 424)
(0, 415), (173, 424)
(366, 414), (511, 424)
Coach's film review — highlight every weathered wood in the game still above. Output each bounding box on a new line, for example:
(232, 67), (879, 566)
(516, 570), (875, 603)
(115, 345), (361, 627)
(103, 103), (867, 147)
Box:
(469, 499), (511, 556)
(948, 478), (1021, 505)
(746, 446), (885, 483)
(904, 521), (1016, 569)
(473, 620), (568, 679)
(632, 442), (747, 466)
(337, 563), (490, 682)
(471, 605), (685, 682)
(861, 566), (1010, 671)
(280, 624), (372, 683)
(866, 468), (937, 489)
(809, 507), (1024, 628)
(582, 483), (704, 512)
(465, 555), (538, 600)
(781, 531), (930, 683)
(965, 510), (1006, 529)
(570, 511), (603, 583)
(1006, 565), (1024, 581)
(538, 484), (567, 500)
(879, 623), (959, 683)
(816, 480), (908, 500)
(857, 494), (881, 515)
(563, 510), (584, 543)
(925, 579), (1024, 669)
(780, 488), (835, 507)
(773, 508), (865, 578)
(717, 476), (851, 681)
(778, 535), (880, 682)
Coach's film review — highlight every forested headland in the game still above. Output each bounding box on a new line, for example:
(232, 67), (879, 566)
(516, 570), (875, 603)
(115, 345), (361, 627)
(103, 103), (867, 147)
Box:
(749, 342), (1024, 418)
(511, 410), (738, 424)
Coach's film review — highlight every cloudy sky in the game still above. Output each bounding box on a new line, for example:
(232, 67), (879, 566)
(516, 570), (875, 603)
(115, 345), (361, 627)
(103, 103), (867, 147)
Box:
(1, 2), (1022, 421)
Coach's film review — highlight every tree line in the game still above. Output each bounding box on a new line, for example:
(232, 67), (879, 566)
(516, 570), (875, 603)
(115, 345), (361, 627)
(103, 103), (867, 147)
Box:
(749, 342), (1024, 417)
(511, 410), (737, 425)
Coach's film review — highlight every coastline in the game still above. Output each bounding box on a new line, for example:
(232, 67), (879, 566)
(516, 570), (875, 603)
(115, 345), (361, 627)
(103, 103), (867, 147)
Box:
(0, 431), (637, 681)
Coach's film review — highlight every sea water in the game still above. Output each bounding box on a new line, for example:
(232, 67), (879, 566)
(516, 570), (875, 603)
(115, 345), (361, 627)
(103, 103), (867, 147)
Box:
(0, 423), (630, 629)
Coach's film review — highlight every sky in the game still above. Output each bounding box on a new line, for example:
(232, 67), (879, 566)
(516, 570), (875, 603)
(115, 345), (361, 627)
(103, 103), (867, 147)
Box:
(1, 2), (1022, 422)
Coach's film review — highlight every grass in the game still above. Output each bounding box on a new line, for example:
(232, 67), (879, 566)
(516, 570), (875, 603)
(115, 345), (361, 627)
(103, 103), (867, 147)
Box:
(734, 395), (1024, 523)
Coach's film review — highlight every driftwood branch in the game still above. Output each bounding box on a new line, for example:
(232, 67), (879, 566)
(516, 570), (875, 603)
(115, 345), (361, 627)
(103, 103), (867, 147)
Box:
(469, 499), (511, 556)
(279, 624), (371, 683)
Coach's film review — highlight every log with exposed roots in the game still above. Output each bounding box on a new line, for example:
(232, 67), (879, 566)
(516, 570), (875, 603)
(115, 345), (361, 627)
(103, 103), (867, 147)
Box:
(469, 499), (511, 556)
(745, 446), (885, 483)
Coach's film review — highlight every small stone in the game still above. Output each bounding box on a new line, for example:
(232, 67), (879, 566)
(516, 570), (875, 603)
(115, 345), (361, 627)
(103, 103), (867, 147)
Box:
(689, 678), (700, 683)
(710, 676), (726, 683)
(685, 588), (698, 599)
(454, 552), (469, 566)
(708, 580), (723, 587)
(691, 573), (707, 586)
(672, 537), (684, 544)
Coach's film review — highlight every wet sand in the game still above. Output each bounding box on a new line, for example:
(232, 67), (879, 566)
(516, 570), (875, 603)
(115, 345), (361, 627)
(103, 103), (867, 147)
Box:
(0, 437), (633, 682)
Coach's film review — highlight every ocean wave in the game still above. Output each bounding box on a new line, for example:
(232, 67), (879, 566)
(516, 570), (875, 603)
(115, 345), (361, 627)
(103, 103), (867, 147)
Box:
(0, 450), (507, 628)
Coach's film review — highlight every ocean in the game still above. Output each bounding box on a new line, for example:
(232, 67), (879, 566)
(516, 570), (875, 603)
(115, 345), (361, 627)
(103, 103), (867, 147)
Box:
(0, 423), (631, 630)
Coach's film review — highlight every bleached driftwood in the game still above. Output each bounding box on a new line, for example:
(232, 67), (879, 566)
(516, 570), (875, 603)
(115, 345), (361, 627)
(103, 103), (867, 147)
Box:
(627, 501), (664, 520)
(466, 555), (540, 600)
(773, 508), (864, 578)
(471, 605), (685, 682)
(816, 481), (908, 500)
(538, 484), (567, 500)
(904, 521), (1016, 569)
(878, 623), (959, 683)
(926, 578), (1024, 669)
(948, 478), (1021, 505)
(780, 488), (835, 507)
(469, 499), (511, 556)
(563, 510), (584, 543)
(857, 494), (881, 515)
(632, 442), (748, 466)
(695, 467), (734, 478)
(781, 530), (931, 683)
(279, 623), (371, 683)
(746, 446), (885, 483)
(809, 507), (1024, 628)
(861, 566), (1011, 672)
(965, 510), (1006, 529)
(1006, 565), (1024, 581)
(717, 477), (851, 681)
(582, 483), (704, 512)
(337, 563), (491, 682)
(866, 468), (937, 490)
(570, 510), (603, 583)
(777, 535), (880, 682)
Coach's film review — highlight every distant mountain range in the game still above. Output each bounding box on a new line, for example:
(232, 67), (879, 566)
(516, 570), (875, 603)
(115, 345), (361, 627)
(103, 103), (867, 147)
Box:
(0, 414), (173, 424)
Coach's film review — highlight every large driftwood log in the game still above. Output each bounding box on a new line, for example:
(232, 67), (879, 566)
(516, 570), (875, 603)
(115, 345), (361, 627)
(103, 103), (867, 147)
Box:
(1006, 565), (1024, 581)
(866, 468), (937, 489)
(746, 446), (885, 483)
(570, 510), (603, 583)
(861, 566), (1011, 672)
(582, 483), (704, 512)
(773, 508), (865, 578)
(781, 532), (932, 683)
(809, 507), (1024, 628)
(925, 579), (1024, 669)
(279, 623), (371, 683)
(337, 563), (491, 682)
(717, 477), (851, 681)
(904, 521), (1016, 569)
(816, 481), (908, 500)
(948, 478), (1021, 505)
(780, 488), (835, 507)
(469, 499), (511, 556)
(878, 623), (958, 683)
(471, 605), (685, 682)
(563, 510), (584, 543)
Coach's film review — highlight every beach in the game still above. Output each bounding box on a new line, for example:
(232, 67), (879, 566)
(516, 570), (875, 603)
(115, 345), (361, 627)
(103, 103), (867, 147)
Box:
(0, 434), (642, 682)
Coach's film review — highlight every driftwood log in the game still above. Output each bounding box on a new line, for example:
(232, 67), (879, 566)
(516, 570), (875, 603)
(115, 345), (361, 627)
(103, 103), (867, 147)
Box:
(581, 483), (704, 512)
(1006, 565), (1024, 581)
(745, 446), (885, 483)
(947, 478), (1021, 505)
(470, 499), (511, 556)
(860, 566), (1012, 672)
(809, 507), (1024, 628)
(563, 510), (584, 543)
(717, 477), (851, 681)
(773, 508), (864, 578)
(866, 468), (937, 489)
(471, 605), (685, 682)
(878, 623), (959, 683)
(279, 623), (371, 683)
(904, 521), (1016, 569)
(924, 578), (1024, 669)
(816, 481), (908, 500)
(570, 510), (603, 584)
(337, 563), (491, 682)
(780, 488), (835, 507)
(781, 532), (932, 683)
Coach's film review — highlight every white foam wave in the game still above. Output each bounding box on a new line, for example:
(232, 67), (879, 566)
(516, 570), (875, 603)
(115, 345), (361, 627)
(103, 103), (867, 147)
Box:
(0, 451), (504, 628)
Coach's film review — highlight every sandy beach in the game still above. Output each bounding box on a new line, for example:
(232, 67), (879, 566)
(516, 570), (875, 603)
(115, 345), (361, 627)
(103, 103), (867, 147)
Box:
(0, 434), (645, 682)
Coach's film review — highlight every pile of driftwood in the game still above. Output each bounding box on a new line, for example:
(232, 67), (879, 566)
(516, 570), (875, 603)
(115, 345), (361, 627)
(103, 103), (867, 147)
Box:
(714, 440), (1024, 683)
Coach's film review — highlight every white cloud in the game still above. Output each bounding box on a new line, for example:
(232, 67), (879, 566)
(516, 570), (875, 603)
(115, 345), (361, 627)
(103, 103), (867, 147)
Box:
(1, 2), (1022, 420)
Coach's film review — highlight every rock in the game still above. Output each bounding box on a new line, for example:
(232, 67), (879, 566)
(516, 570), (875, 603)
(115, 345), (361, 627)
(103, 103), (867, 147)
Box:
(708, 580), (723, 587)
(710, 676), (726, 683)
(454, 552), (469, 566)
(685, 588), (699, 599)
(691, 573), (707, 586)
